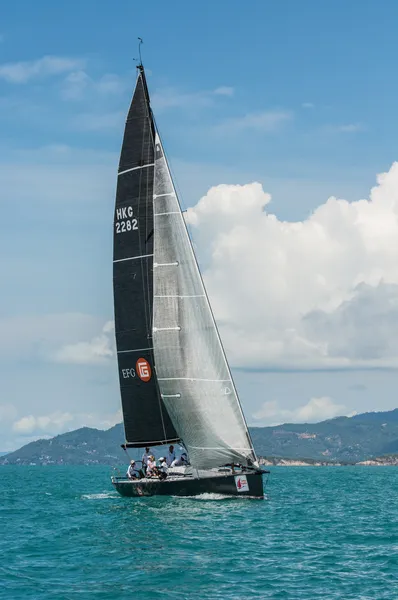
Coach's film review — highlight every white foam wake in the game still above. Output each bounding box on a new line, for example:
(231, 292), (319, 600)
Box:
(81, 492), (118, 500)
(173, 492), (266, 501)
(174, 493), (241, 501)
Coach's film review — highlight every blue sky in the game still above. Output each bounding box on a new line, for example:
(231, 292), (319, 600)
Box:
(2, 0), (398, 450)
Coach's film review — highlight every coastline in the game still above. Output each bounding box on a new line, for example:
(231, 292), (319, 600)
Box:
(259, 456), (398, 467)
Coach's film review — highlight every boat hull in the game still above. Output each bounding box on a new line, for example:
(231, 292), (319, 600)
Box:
(112, 470), (265, 499)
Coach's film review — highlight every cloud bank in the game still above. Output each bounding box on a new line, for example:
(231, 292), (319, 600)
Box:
(151, 85), (234, 112)
(9, 161), (398, 373)
(12, 409), (121, 436)
(252, 396), (349, 425)
(0, 56), (84, 83)
(54, 321), (115, 365)
(185, 162), (398, 369)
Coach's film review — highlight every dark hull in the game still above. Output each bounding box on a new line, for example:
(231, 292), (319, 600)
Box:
(112, 470), (265, 499)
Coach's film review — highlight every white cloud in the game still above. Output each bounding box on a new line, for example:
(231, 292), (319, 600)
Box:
(216, 110), (293, 134)
(324, 123), (364, 133)
(61, 70), (91, 99)
(72, 110), (124, 131)
(213, 86), (234, 96)
(61, 71), (128, 101)
(13, 412), (73, 433)
(0, 313), (107, 363)
(96, 73), (129, 95)
(151, 85), (234, 112)
(12, 409), (121, 435)
(0, 404), (18, 422)
(0, 55), (84, 83)
(185, 162), (398, 369)
(252, 396), (348, 425)
(337, 123), (363, 133)
(54, 321), (115, 365)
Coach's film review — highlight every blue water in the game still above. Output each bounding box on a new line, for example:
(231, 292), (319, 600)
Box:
(2, 466), (398, 599)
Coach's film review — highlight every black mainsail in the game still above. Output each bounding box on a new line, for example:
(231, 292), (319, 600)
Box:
(113, 67), (178, 447)
(113, 65), (257, 470)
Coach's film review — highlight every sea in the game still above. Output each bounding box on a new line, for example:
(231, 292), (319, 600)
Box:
(2, 466), (398, 599)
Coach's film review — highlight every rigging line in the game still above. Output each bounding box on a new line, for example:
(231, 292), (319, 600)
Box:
(151, 117), (169, 445)
(130, 79), (148, 340)
(157, 383), (169, 444)
(137, 89), (155, 347)
(144, 122), (154, 339)
(142, 78), (158, 341)
(122, 444), (131, 461)
(137, 117), (150, 345)
(145, 112), (158, 347)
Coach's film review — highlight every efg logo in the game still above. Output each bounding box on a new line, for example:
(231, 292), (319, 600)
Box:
(136, 357), (151, 382)
(121, 368), (136, 379)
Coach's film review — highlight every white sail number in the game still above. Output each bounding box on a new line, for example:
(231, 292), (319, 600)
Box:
(115, 206), (138, 234)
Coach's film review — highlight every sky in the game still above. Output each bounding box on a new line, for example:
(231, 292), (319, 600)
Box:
(2, 0), (398, 450)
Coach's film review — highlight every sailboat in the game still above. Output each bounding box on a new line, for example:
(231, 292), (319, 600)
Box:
(111, 61), (267, 499)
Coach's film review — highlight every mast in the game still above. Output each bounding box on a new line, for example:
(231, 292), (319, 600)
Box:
(112, 66), (179, 448)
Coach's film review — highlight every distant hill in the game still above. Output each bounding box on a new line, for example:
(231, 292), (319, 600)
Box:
(2, 409), (398, 465)
(0, 425), (126, 466)
(250, 409), (398, 463)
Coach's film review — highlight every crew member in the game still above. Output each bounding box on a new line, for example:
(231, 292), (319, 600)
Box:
(146, 455), (157, 477)
(158, 456), (168, 480)
(126, 460), (140, 480)
(142, 447), (151, 473)
(171, 452), (188, 467)
(166, 445), (175, 466)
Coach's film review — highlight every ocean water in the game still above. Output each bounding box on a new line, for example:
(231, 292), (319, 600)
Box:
(2, 466), (398, 599)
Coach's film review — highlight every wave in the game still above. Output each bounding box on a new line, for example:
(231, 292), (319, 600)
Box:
(173, 492), (264, 501)
(81, 492), (118, 500)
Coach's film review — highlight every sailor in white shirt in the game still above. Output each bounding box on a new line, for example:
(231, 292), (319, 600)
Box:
(141, 447), (151, 472)
(157, 456), (168, 480)
(126, 460), (140, 479)
(171, 452), (188, 467)
(146, 455), (157, 477)
(158, 457), (168, 472)
(166, 445), (175, 466)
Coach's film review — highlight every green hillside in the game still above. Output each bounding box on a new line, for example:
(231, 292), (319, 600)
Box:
(250, 409), (398, 462)
(0, 426), (126, 466)
(2, 409), (398, 465)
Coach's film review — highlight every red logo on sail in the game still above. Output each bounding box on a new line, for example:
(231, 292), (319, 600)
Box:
(136, 358), (151, 382)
